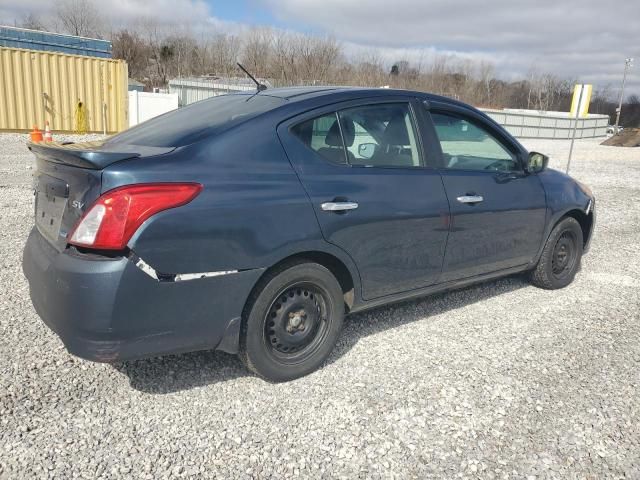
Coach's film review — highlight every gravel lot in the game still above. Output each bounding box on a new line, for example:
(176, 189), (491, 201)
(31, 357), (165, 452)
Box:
(1, 133), (638, 479)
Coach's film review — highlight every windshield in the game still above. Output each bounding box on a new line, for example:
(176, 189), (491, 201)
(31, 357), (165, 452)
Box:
(106, 93), (285, 148)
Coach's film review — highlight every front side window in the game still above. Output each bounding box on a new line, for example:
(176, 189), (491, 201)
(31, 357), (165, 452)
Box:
(291, 103), (422, 168)
(431, 112), (519, 172)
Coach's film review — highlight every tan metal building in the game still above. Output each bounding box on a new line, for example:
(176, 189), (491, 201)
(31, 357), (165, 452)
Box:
(0, 46), (128, 133)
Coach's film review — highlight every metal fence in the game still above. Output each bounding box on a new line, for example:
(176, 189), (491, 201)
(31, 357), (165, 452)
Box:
(480, 108), (609, 139)
(167, 78), (609, 139)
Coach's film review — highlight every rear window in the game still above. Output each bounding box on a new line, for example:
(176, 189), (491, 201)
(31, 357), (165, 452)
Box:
(105, 93), (284, 148)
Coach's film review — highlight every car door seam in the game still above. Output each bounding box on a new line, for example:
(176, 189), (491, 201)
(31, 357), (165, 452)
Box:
(275, 132), (366, 298)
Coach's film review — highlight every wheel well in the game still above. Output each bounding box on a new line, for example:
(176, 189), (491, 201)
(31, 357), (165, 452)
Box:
(561, 209), (593, 247)
(259, 252), (356, 311)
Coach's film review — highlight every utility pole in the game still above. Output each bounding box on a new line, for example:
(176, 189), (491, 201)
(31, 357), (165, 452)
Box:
(567, 85), (585, 175)
(614, 58), (633, 134)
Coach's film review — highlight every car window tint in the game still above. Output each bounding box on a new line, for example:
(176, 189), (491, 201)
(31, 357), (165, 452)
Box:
(431, 112), (518, 172)
(105, 93), (284, 148)
(291, 113), (347, 164)
(339, 103), (421, 168)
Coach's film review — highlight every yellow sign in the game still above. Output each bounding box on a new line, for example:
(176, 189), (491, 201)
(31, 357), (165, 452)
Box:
(570, 84), (592, 118)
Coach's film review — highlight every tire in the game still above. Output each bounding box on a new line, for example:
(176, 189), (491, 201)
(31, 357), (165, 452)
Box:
(239, 260), (344, 382)
(529, 217), (583, 290)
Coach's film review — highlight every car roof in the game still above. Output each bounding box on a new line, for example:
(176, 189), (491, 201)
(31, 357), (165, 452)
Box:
(259, 86), (347, 99)
(255, 85), (469, 109)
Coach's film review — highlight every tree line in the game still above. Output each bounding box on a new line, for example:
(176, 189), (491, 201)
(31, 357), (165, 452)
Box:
(11, 0), (639, 127)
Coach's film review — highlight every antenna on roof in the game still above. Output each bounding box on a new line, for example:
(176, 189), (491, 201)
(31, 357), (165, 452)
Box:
(237, 63), (267, 92)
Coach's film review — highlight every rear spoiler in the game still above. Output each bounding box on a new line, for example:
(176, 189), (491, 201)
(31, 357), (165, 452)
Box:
(27, 141), (174, 169)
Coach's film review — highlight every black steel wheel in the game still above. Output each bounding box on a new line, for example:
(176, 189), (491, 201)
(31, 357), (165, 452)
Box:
(240, 260), (344, 382)
(530, 216), (583, 289)
(551, 231), (578, 280)
(264, 283), (331, 363)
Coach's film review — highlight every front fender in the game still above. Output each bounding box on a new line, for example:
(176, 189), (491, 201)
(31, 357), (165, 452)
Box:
(532, 168), (595, 263)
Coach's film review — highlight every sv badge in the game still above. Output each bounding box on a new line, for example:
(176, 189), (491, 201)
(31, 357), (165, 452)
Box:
(71, 200), (85, 210)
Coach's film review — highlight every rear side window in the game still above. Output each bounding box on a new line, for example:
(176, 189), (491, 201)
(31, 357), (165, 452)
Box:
(340, 103), (421, 168)
(291, 113), (347, 164)
(292, 102), (422, 168)
(105, 94), (284, 148)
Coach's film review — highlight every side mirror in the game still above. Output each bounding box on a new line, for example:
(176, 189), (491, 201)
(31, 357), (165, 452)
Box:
(358, 142), (376, 159)
(526, 152), (549, 173)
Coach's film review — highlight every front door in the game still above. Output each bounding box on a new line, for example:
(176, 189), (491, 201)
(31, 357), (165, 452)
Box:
(278, 98), (450, 300)
(427, 107), (547, 282)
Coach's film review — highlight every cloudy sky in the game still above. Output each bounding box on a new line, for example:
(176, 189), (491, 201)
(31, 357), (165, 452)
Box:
(2, 0), (638, 96)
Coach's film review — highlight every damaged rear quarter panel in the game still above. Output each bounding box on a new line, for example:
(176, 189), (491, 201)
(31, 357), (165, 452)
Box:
(109, 260), (263, 346)
(101, 116), (324, 276)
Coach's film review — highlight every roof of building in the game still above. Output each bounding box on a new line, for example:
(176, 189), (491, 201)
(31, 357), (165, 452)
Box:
(0, 25), (111, 58)
(168, 76), (273, 91)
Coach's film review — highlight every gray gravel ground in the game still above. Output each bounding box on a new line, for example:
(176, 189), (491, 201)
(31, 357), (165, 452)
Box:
(0, 133), (639, 479)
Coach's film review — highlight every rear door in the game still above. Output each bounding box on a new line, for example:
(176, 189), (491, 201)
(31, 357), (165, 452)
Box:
(424, 102), (547, 281)
(278, 97), (450, 300)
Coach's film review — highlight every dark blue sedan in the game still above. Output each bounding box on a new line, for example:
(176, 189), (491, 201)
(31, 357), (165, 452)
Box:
(23, 87), (595, 381)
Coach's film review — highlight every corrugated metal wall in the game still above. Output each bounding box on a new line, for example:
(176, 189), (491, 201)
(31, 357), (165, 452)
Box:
(0, 47), (128, 133)
(168, 78), (257, 107)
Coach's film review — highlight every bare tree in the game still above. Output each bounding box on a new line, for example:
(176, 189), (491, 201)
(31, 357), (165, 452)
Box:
(294, 34), (340, 84)
(348, 51), (387, 87)
(241, 28), (272, 77)
(168, 35), (199, 79)
(57, 0), (101, 37)
(591, 85), (613, 114)
(96, 19), (591, 112)
(477, 61), (495, 106)
(20, 13), (47, 31)
(141, 22), (174, 87)
(111, 30), (149, 80)
(623, 95), (640, 127)
(209, 33), (241, 78)
(271, 31), (297, 84)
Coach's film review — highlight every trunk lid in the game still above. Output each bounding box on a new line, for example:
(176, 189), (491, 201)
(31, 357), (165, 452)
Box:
(28, 140), (173, 169)
(28, 141), (174, 251)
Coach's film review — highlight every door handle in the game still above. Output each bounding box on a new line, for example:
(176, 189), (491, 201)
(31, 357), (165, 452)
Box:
(456, 195), (484, 204)
(321, 201), (359, 212)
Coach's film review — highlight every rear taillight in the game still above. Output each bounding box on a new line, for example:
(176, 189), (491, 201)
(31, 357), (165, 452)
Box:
(68, 183), (202, 250)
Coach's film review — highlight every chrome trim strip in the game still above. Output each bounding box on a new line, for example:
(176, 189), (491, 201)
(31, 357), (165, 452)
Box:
(135, 257), (159, 280)
(132, 255), (238, 282)
(585, 199), (592, 215)
(174, 270), (238, 282)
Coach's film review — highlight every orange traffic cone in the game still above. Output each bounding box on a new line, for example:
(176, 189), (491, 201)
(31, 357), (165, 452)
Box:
(30, 125), (43, 143)
(43, 121), (53, 142)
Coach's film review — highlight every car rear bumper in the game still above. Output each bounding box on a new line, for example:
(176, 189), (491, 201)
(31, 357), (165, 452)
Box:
(22, 227), (263, 362)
